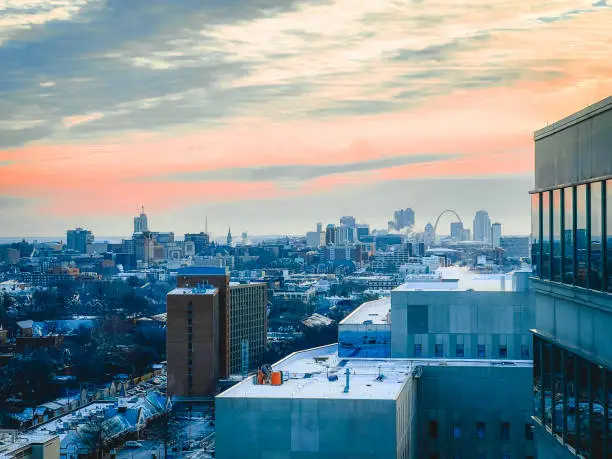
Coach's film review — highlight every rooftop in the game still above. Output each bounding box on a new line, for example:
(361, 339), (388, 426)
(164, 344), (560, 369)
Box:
(395, 267), (524, 292)
(340, 297), (391, 326)
(167, 286), (218, 296)
(217, 345), (531, 401)
(534, 96), (612, 140)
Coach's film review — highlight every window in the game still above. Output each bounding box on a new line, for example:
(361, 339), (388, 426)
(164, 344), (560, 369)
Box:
(576, 184), (588, 287)
(542, 342), (552, 429)
(499, 345), (508, 359)
(520, 344), (529, 359)
(525, 423), (534, 441)
(531, 193), (541, 276)
(414, 344), (422, 357)
(607, 180), (612, 292)
(501, 455), (510, 459)
(552, 188), (562, 281)
(563, 187), (574, 284)
(542, 191), (551, 279)
(590, 181), (603, 290)
(478, 344), (486, 358)
(500, 422), (510, 440)
(477, 422), (486, 439)
(435, 343), (444, 357)
(453, 421), (461, 439)
(456, 343), (464, 358)
(429, 420), (438, 438)
(534, 337), (542, 420)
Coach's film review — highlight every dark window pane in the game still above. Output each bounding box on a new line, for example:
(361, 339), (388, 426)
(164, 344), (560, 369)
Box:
(576, 184), (588, 287)
(563, 187), (575, 284)
(591, 181), (604, 290)
(521, 344), (530, 360)
(499, 345), (508, 359)
(456, 343), (464, 358)
(525, 423), (534, 441)
(543, 342), (552, 429)
(607, 370), (612, 457)
(435, 343), (443, 357)
(532, 193), (541, 276)
(607, 181), (612, 292)
(534, 337), (542, 421)
(552, 188), (562, 281)
(453, 421), (461, 439)
(414, 344), (422, 357)
(500, 422), (510, 440)
(577, 357), (590, 456)
(566, 353), (577, 449)
(477, 422), (486, 439)
(429, 420), (438, 438)
(542, 191), (551, 279)
(478, 344), (486, 358)
(591, 364), (605, 458)
(553, 346), (563, 436)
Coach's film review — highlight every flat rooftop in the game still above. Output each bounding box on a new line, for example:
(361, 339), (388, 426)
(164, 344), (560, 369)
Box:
(177, 267), (227, 276)
(395, 267), (520, 292)
(534, 96), (612, 140)
(217, 345), (532, 401)
(168, 287), (218, 296)
(340, 297), (391, 326)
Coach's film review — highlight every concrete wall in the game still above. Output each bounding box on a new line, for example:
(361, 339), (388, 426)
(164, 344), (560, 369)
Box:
(391, 290), (534, 360)
(216, 385), (413, 459)
(534, 97), (612, 190)
(533, 279), (612, 367)
(417, 365), (535, 458)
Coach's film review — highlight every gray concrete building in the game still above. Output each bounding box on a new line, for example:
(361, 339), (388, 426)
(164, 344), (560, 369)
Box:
(391, 269), (534, 361)
(530, 96), (612, 458)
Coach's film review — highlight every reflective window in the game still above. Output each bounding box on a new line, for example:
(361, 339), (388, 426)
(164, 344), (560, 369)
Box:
(577, 358), (590, 456)
(531, 193), (541, 276)
(521, 344), (530, 360)
(607, 181), (612, 292)
(534, 337), (542, 421)
(553, 346), (563, 437)
(566, 353), (577, 450)
(576, 185), (588, 287)
(591, 364), (605, 458)
(590, 181), (603, 290)
(429, 420), (438, 438)
(563, 187), (575, 284)
(456, 343), (464, 358)
(542, 191), (551, 279)
(543, 342), (552, 429)
(414, 344), (422, 357)
(435, 343), (444, 357)
(500, 422), (510, 440)
(478, 344), (486, 358)
(477, 422), (485, 439)
(499, 345), (507, 359)
(453, 421), (461, 439)
(552, 188), (562, 281)
(607, 371), (612, 457)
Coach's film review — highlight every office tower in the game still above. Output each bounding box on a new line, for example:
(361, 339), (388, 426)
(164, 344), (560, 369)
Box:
(306, 231), (322, 248)
(154, 232), (174, 245)
(450, 221), (464, 240)
(473, 210), (492, 243)
(241, 232), (248, 245)
(66, 228), (94, 253)
(423, 222), (435, 246)
(462, 228), (472, 241)
(184, 232), (210, 255)
(356, 224), (370, 241)
(530, 96), (612, 458)
(394, 208), (415, 230)
(491, 222), (502, 248)
(228, 282), (267, 375)
(325, 224), (336, 245)
(132, 231), (154, 264)
(340, 215), (356, 228)
(316, 222), (323, 233)
(337, 225), (350, 245)
(167, 284), (219, 397)
(500, 236), (530, 259)
(133, 205), (149, 233)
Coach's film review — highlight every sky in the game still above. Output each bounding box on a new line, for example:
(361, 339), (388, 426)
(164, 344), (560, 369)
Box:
(0, 0), (611, 239)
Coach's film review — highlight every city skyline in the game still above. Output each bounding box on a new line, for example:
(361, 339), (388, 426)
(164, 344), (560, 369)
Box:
(1, 1), (611, 237)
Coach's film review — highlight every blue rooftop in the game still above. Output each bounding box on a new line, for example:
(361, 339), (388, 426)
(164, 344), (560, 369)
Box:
(177, 267), (228, 276)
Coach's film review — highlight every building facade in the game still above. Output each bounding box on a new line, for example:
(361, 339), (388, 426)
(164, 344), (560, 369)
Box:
(473, 210), (492, 243)
(530, 96), (612, 458)
(492, 222), (502, 248)
(66, 227), (94, 253)
(166, 285), (219, 397)
(228, 282), (267, 376)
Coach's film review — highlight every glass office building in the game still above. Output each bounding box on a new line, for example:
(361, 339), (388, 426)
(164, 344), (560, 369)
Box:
(530, 96), (612, 458)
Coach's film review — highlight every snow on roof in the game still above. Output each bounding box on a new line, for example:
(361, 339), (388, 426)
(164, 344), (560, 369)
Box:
(340, 297), (390, 326)
(167, 287), (218, 296)
(396, 267), (517, 292)
(302, 313), (334, 328)
(16, 320), (34, 329)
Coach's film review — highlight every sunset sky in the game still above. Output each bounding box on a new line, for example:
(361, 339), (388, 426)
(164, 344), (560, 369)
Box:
(1, 0), (611, 238)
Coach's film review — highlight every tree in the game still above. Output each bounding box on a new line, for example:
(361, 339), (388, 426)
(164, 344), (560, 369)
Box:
(80, 420), (106, 459)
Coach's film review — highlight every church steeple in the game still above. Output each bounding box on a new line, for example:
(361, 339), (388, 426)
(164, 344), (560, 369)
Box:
(227, 226), (232, 245)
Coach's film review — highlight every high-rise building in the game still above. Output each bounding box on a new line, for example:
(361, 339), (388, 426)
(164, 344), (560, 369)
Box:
(473, 210), (492, 243)
(462, 228), (472, 241)
(500, 236), (530, 260)
(356, 224), (370, 241)
(228, 282), (267, 375)
(316, 222), (323, 233)
(530, 96), (612, 459)
(325, 224), (336, 245)
(167, 284), (219, 397)
(491, 222), (502, 248)
(133, 206), (149, 233)
(66, 227), (94, 253)
(184, 232), (210, 255)
(450, 221), (464, 240)
(133, 231), (154, 264)
(176, 268), (268, 383)
(423, 222), (435, 247)
(394, 208), (415, 230)
(339, 215), (356, 227)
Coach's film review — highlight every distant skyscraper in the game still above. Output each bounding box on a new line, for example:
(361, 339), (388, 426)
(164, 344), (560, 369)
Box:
(473, 210), (492, 243)
(133, 205), (149, 233)
(227, 227), (233, 246)
(394, 208), (415, 230)
(423, 223), (435, 247)
(241, 232), (248, 245)
(340, 216), (356, 227)
(316, 222), (323, 233)
(66, 227), (94, 253)
(450, 221), (464, 240)
(325, 224), (336, 245)
(185, 232), (210, 255)
(462, 228), (472, 241)
(491, 222), (502, 248)
(356, 224), (370, 241)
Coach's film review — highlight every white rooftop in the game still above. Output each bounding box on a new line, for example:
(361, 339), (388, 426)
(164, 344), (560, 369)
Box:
(167, 287), (218, 296)
(217, 345), (531, 401)
(340, 298), (391, 326)
(396, 267), (518, 292)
